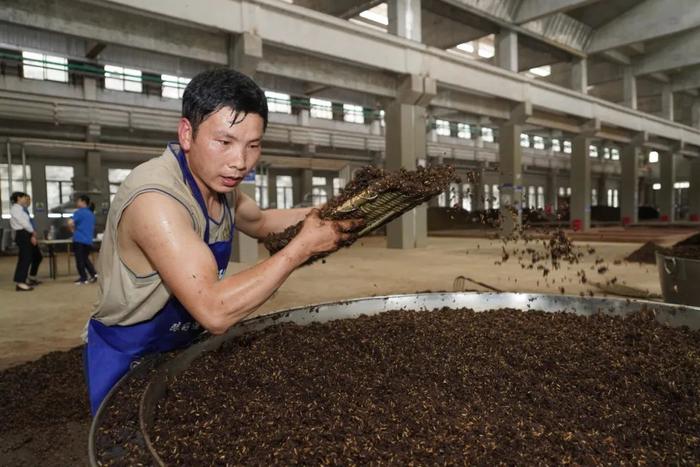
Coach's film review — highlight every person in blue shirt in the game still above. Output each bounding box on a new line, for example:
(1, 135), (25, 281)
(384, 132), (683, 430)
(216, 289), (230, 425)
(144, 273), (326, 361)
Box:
(69, 194), (97, 284)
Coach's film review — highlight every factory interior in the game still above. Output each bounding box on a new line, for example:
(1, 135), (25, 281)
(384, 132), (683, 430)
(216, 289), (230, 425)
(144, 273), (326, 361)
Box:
(1, 0), (699, 465)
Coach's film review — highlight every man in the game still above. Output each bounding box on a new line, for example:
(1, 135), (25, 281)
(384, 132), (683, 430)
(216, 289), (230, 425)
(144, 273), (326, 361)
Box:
(85, 69), (361, 413)
(68, 194), (97, 284)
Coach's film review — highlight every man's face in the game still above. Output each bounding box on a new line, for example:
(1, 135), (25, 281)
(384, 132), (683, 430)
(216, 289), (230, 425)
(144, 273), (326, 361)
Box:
(179, 107), (264, 194)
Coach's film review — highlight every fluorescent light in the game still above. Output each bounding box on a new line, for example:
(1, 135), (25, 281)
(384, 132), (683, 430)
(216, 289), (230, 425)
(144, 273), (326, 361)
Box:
(652, 183), (661, 190)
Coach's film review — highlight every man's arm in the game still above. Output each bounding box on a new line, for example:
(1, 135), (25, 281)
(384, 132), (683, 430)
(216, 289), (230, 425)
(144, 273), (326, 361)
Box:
(121, 192), (359, 335)
(234, 190), (311, 239)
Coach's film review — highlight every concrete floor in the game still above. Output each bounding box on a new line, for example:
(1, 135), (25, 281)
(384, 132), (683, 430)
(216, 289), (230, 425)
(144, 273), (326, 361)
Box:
(0, 235), (661, 370)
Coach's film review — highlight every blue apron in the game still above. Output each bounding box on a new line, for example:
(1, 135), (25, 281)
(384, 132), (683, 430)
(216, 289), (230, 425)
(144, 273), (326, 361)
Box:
(85, 143), (234, 414)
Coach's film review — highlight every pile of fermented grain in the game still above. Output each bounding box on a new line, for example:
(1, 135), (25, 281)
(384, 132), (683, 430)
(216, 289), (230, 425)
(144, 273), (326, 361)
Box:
(152, 308), (700, 465)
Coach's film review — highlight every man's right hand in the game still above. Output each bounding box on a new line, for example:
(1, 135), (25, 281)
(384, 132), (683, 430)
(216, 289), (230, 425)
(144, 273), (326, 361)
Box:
(291, 209), (364, 258)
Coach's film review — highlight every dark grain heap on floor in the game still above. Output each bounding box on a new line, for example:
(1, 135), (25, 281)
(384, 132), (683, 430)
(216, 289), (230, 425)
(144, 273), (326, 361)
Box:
(151, 308), (700, 465)
(264, 165), (456, 262)
(0, 347), (91, 467)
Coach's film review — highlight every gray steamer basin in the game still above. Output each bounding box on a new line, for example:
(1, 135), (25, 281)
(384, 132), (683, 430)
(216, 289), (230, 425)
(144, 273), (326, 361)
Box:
(89, 292), (700, 466)
(656, 251), (700, 307)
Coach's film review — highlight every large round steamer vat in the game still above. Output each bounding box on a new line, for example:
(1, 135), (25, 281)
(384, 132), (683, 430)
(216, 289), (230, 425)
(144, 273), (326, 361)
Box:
(89, 292), (700, 466)
(656, 251), (700, 307)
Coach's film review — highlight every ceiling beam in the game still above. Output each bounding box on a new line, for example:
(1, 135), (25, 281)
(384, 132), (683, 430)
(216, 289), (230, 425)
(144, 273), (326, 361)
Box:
(587, 0), (700, 54)
(671, 68), (700, 92)
(292, 0), (383, 19)
(514, 0), (600, 24)
(421, 8), (487, 49)
(632, 27), (700, 76)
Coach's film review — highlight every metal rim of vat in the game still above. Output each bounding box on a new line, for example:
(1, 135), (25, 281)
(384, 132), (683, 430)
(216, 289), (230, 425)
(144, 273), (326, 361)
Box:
(89, 292), (700, 466)
(656, 251), (700, 307)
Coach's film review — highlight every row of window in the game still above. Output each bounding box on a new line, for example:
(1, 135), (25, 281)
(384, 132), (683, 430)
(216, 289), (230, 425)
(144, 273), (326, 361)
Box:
(19, 52), (679, 163)
(21, 51), (192, 99)
(434, 184), (630, 211)
(254, 174), (343, 209)
(3, 163), (692, 219)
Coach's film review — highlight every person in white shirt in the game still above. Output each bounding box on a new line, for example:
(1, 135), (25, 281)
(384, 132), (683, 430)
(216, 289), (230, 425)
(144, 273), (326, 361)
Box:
(10, 191), (43, 291)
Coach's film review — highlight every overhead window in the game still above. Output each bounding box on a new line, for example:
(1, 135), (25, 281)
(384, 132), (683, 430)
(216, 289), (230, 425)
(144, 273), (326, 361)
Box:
(457, 123), (471, 139)
(435, 120), (451, 136)
(161, 74), (191, 99)
(310, 98), (332, 119)
(563, 141), (572, 154)
(265, 91), (292, 114)
(343, 104), (365, 124)
(551, 139), (561, 152)
(104, 64), (142, 93)
(481, 127), (494, 142)
(22, 51), (68, 82)
(533, 136), (545, 150)
(520, 134), (530, 148)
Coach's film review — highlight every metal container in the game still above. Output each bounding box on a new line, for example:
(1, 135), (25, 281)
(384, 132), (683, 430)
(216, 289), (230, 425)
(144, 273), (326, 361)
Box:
(89, 292), (700, 466)
(656, 252), (700, 306)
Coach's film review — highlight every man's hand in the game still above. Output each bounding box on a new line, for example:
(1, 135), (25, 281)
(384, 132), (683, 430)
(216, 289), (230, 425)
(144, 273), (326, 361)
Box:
(290, 210), (364, 258)
(30, 234), (37, 246)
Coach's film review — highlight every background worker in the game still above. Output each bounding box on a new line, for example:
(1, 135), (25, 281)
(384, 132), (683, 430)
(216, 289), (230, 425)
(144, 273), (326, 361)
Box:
(69, 194), (97, 285)
(10, 191), (42, 291)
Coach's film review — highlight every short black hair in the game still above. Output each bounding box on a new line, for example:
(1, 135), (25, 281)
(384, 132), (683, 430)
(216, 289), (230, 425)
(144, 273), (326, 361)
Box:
(10, 191), (28, 203)
(182, 68), (268, 136)
(78, 194), (90, 204)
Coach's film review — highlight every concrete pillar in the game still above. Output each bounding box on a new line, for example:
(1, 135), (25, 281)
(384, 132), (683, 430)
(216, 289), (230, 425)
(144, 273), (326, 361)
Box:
(297, 109), (310, 126)
(546, 169), (558, 211)
(691, 98), (700, 129)
(231, 174), (259, 263)
(620, 145), (640, 225)
(385, 74), (435, 249)
(267, 170), (277, 208)
(498, 122), (523, 236)
(388, 0), (421, 41)
(689, 160), (700, 222)
(228, 32), (262, 76)
(596, 175), (607, 206)
(472, 163), (486, 211)
(496, 30), (518, 72)
(83, 77), (97, 101)
(658, 152), (676, 221)
(661, 84), (674, 121)
(571, 57), (587, 94)
(29, 159), (49, 236)
(570, 135), (592, 230)
(623, 66), (637, 110)
(300, 168), (313, 206)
